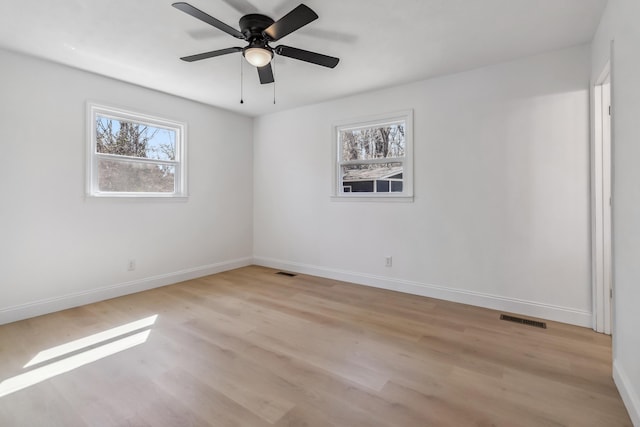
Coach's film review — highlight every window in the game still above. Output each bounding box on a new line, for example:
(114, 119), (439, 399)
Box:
(87, 103), (187, 197)
(333, 110), (413, 200)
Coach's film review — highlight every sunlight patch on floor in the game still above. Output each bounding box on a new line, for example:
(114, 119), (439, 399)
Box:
(24, 314), (158, 368)
(0, 315), (157, 398)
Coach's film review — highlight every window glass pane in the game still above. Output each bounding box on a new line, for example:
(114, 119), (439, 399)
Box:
(345, 181), (374, 193)
(98, 158), (175, 193)
(376, 180), (390, 192)
(96, 115), (176, 161)
(390, 181), (403, 192)
(340, 122), (405, 161)
(342, 162), (403, 193)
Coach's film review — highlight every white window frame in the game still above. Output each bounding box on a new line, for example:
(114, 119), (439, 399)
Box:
(332, 110), (413, 202)
(86, 103), (187, 198)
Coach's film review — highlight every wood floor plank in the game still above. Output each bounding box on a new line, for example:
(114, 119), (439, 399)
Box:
(0, 266), (633, 426)
(152, 367), (271, 427)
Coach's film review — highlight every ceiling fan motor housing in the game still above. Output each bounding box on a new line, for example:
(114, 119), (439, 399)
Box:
(240, 14), (275, 65)
(239, 14), (275, 40)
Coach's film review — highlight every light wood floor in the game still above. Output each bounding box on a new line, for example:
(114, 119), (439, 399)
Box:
(0, 266), (632, 426)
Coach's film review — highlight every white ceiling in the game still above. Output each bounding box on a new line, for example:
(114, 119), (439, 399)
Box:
(0, 0), (607, 117)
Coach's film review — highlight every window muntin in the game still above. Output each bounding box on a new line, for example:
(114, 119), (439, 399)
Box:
(334, 111), (413, 199)
(87, 104), (187, 197)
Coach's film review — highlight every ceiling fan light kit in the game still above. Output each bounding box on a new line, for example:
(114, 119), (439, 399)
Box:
(243, 46), (273, 67)
(173, 2), (339, 92)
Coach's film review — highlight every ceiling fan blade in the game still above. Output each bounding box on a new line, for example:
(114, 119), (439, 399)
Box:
(257, 63), (275, 84)
(275, 45), (339, 68)
(180, 47), (242, 62)
(263, 4), (318, 41)
(172, 2), (244, 39)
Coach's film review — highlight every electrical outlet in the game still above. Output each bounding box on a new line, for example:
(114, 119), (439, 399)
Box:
(128, 259), (136, 271)
(385, 256), (392, 267)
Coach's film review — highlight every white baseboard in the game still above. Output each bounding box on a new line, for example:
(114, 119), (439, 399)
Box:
(253, 256), (592, 327)
(614, 360), (640, 426)
(1, 256), (593, 329)
(0, 257), (252, 326)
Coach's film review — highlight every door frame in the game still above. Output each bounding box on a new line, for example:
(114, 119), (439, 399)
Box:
(592, 59), (613, 335)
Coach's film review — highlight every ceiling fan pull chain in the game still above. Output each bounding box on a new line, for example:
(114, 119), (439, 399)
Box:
(273, 59), (276, 105)
(240, 54), (244, 104)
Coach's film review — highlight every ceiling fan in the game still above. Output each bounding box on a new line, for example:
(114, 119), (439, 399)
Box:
(172, 2), (340, 85)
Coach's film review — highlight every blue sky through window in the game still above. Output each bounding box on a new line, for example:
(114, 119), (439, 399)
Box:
(96, 116), (176, 161)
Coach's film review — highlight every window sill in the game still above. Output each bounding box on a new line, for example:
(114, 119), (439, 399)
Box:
(85, 194), (189, 202)
(330, 195), (414, 203)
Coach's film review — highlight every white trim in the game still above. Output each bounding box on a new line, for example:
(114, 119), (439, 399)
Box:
(332, 109), (414, 200)
(613, 360), (640, 426)
(253, 257), (592, 327)
(86, 102), (188, 198)
(2, 256), (595, 335)
(330, 195), (414, 203)
(592, 76), (604, 331)
(591, 58), (613, 334)
(0, 257), (252, 326)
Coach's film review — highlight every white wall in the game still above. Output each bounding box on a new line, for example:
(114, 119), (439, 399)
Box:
(254, 45), (592, 326)
(592, 1), (640, 424)
(0, 48), (254, 324)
